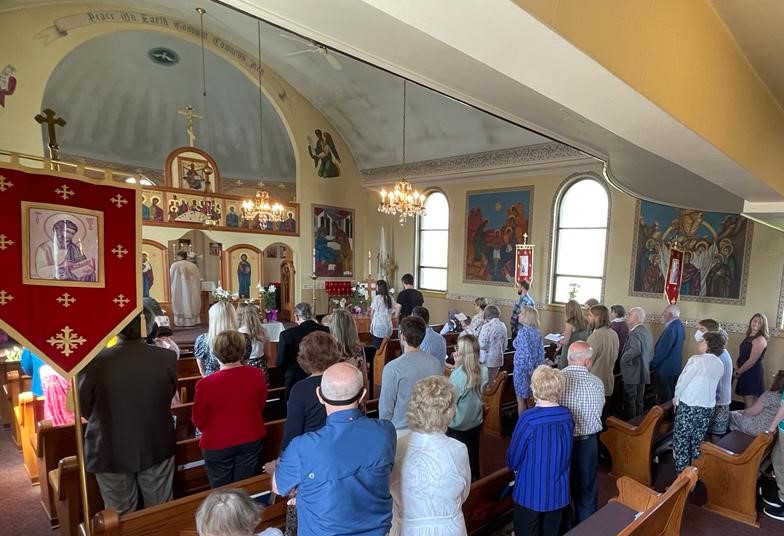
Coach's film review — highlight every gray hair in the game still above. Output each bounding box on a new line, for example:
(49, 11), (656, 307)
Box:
(321, 362), (363, 402)
(664, 304), (680, 318)
(629, 307), (646, 323)
(294, 302), (313, 320)
(483, 305), (501, 320)
(196, 489), (260, 536)
(567, 345), (593, 363)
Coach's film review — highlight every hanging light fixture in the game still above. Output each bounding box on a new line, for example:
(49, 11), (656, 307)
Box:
(242, 19), (284, 225)
(378, 79), (425, 224)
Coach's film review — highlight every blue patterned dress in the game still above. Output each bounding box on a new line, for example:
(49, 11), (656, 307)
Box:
(512, 325), (544, 398)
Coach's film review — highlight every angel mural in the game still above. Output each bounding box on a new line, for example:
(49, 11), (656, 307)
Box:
(307, 129), (341, 178)
(632, 202), (750, 301)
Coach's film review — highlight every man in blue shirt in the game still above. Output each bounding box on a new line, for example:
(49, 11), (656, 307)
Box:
(650, 304), (685, 404)
(272, 362), (396, 536)
(412, 306), (447, 366)
(20, 348), (45, 397)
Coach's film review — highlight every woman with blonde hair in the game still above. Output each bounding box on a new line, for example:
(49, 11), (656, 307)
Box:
(391, 376), (471, 535)
(237, 303), (270, 370)
(557, 300), (590, 369)
(194, 301), (250, 377)
(513, 306), (545, 414)
(447, 334), (489, 481)
(329, 308), (369, 396)
(507, 366), (573, 536)
(735, 312), (770, 408)
(586, 305), (620, 396)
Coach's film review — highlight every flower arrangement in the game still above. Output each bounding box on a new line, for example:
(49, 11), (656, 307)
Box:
(212, 282), (238, 302)
(568, 282), (580, 301)
(257, 283), (278, 311)
(331, 282), (371, 314)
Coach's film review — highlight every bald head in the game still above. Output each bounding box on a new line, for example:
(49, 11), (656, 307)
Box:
(567, 341), (593, 368)
(318, 362), (365, 414)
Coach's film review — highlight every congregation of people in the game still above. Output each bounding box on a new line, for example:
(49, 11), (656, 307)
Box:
(13, 272), (784, 536)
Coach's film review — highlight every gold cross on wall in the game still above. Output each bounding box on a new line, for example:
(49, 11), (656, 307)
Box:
(55, 184), (74, 200)
(0, 175), (13, 192)
(111, 245), (128, 258)
(110, 194), (128, 208)
(56, 293), (76, 308)
(0, 290), (13, 306)
(34, 108), (67, 159)
(113, 294), (130, 307)
(0, 234), (13, 250)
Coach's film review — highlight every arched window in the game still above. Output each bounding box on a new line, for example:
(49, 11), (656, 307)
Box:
(416, 191), (449, 292)
(551, 178), (609, 303)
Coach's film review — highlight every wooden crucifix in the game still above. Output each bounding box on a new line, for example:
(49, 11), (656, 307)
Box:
(177, 105), (202, 147)
(34, 108), (66, 159)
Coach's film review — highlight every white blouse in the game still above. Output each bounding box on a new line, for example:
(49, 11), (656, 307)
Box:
(390, 432), (471, 536)
(674, 353), (725, 408)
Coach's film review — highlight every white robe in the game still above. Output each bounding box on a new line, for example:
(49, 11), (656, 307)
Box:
(169, 260), (202, 327)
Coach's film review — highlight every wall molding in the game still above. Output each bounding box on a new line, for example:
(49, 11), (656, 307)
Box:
(360, 142), (595, 184)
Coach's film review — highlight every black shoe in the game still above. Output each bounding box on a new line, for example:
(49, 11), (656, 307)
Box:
(763, 503), (784, 521)
(763, 495), (784, 508)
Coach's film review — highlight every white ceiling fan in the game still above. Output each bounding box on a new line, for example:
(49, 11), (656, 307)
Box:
(279, 33), (343, 71)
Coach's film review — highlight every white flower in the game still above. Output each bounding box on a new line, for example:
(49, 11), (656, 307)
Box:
(339, 298), (347, 308)
(268, 284), (276, 294)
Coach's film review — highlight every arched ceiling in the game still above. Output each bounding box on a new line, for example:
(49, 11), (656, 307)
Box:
(8, 0), (555, 172)
(42, 30), (296, 182)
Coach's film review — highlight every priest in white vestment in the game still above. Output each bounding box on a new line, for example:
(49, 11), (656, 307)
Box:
(169, 251), (202, 327)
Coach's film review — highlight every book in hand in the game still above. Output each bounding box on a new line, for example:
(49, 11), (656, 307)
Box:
(544, 333), (564, 343)
(455, 312), (468, 322)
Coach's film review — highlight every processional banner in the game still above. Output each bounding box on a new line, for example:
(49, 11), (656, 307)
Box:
(515, 243), (534, 285)
(0, 164), (141, 378)
(664, 246), (684, 305)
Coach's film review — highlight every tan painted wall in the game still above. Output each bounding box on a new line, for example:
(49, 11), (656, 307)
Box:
(0, 3), (378, 305)
(371, 167), (784, 380)
(513, 0), (784, 195)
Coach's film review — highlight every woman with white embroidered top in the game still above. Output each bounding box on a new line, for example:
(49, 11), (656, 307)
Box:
(391, 375), (471, 536)
(672, 331), (726, 473)
(369, 279), (396, 348)
(478, 305), (507, 385)
(237, 303), (270, 362)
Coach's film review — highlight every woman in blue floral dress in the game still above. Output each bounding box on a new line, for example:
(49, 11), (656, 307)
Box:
(513, 306), (545, 415)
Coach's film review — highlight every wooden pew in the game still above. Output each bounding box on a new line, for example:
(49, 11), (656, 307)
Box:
(50, 456), (104, 536)
(600, 401), (674, 486)
(444, 332), (459, 347)
(177, 375), (201, 404)
(501, 351), (514, 373)
(0, 359), (21, 428)
(5, 370), (31, 446)
(482, 371), (514, 437)
(565, 466), (698, 536)
(372, 337), (401, 390)
(91, 473), (286, 536)
(18, 392), (44, 483)
(36, 419), (79, 527)
(462, 468), (515, 535)
(692, 430), (775, 527)
(176, 358), (200, 377)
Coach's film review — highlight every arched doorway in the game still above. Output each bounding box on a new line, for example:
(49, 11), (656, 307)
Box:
(262, 243), (294, 321)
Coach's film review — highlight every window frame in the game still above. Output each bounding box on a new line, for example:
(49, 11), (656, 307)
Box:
(415, 189), (449, 293)
(549, 175), (611, 305)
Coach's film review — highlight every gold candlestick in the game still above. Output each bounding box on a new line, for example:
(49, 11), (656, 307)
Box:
(311, 273), (317, 315)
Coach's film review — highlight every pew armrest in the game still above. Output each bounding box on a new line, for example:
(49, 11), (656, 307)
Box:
(698, 431), (774, 466)
(614, 476), (660, 512)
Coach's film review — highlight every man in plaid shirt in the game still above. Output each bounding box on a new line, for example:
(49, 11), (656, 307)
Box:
(559, 341), (605, 527)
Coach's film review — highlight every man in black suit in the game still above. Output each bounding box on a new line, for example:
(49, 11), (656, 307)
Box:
(277, 302), (329, 399)
(78, 307), (177, 514)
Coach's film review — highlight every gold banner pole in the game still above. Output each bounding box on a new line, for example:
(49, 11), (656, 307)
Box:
(70, 375), (92, 536)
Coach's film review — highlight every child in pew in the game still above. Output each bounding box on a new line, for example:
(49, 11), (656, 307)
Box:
(196, 488), (283, 536)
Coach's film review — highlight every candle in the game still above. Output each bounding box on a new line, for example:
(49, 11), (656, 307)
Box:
(368, 250), (372, 275)
(312, 247), (316, 274)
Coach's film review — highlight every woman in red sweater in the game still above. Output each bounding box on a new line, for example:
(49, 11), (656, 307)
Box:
(192, 330), (268, 488)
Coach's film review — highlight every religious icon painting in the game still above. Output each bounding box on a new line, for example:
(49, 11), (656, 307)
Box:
(307, 129), (341, 178)
(629, 200), (752, 305)
(209, 242), (222, 256)
(221, 245), (262, 299)
(21, 202), (104, 288)
(464, 187), (533, 285)
(225, 203), (242, 228)
(164, 146), (220, 192)
(141, 240), (169, 303)
(141, 189), (166, 222)
(313, 204), (354, 277)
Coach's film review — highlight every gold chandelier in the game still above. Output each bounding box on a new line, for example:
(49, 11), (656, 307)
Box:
(378, 180), (425, 223)
(242, 189), (284, 224)
(378, 80), (425, 224)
